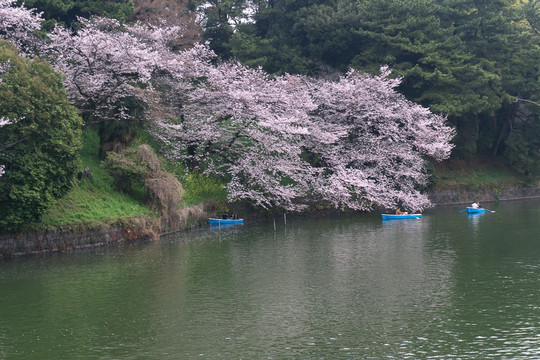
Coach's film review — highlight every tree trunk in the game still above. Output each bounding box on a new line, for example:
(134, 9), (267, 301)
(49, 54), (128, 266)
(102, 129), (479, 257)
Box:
(492, 102), (518, 157)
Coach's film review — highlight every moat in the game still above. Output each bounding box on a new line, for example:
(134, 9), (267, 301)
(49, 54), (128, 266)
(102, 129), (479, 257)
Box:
(2, 199), (540, 359)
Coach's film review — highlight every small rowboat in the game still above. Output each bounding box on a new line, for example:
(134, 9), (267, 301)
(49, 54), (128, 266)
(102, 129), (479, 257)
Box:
(209, 218), (244, 225)
(466, 207), (485, 214)
(381, 214), (422, 220)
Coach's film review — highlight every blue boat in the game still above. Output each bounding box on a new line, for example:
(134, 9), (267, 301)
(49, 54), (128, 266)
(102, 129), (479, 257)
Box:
(466, 207), (485, 214)
(209, 218), (244, 225)
(381, 214), (422, 220)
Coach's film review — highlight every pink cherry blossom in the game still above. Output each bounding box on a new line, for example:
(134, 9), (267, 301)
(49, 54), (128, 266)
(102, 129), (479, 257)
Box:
(0, 0), (43, 56)
(0, 2), (454, 210)
(153, 61), (454, 211)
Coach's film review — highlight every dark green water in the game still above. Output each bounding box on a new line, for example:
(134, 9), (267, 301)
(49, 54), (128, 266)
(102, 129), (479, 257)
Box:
(2, 199), (540, 359)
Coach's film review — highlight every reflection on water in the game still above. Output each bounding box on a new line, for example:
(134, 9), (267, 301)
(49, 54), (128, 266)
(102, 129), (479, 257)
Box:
(209, 222), (243, 230)
(467, 211), (486, 230)
(2, 199), (540, 359)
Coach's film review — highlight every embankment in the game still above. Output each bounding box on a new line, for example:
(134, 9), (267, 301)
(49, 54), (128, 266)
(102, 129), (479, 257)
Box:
(3, 185), (540, 259)
(0, 204), (209, 259)
(428, 185), (540, 206)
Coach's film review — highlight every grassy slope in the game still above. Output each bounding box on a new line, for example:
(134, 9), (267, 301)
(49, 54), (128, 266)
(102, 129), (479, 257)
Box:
(37, 128), (228, 228)
(432, 153), (533, 190)
(38, 128), (153, 227)
(36, 128), (536, 228)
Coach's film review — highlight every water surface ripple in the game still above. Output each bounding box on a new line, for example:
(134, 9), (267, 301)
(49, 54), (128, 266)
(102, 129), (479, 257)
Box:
(2, 199), (540, 359)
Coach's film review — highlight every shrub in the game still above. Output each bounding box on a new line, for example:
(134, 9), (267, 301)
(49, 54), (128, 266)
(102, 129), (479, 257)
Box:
(145, 171), (184, 215)
(101, 150), (147, 192)
(102, 144), (184, 215)
(0, 41), (82, 231)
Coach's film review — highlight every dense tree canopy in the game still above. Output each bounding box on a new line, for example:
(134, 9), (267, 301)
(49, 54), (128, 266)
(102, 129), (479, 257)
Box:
(152, 60), (453, 211)
(201, 0), (540, 171)
(0, 41), (82, 230)
(15, 0), (134, 27)
(1, 0), (454, 214)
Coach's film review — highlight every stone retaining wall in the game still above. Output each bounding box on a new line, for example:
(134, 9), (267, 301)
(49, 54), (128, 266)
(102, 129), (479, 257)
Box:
(2, 186), (540, 259)
(0, 227), (127, 259)
(0, 208), (209, 259)
(429, 185), (540, 206)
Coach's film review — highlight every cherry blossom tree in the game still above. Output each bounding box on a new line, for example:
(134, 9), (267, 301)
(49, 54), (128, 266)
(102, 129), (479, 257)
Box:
(0, 1), (454, 210)
(306, 67), (454, 211)
(42, 17), (214, 154)
(41, 15), (212, 123)
(0, 0), (43, 56)
(152, 61), (454, 211)
(43, 17), (162, 122)
(152, 61), (337, 210)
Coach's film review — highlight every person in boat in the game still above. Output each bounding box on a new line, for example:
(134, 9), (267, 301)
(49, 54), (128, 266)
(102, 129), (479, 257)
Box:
(231, 213), (237, 220)
(396, 208), (410, 215)
(471, 201), (480, 209)
(222, 213), (229, 219)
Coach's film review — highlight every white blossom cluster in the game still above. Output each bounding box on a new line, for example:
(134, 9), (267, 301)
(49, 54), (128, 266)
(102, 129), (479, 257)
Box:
(0, 57), (10, 177)
(0, 1), (455, 210)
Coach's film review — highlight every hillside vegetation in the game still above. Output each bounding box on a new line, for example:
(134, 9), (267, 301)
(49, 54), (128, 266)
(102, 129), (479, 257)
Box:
(2, 0), (540, 233)
(35, 128), (228, 230)
(433, 155), (531, 190)
(37, 128), (153, 228)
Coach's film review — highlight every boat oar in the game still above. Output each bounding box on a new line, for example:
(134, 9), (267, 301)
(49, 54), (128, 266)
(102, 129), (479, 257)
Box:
(482, 208), (496, 213)
(459, 208), (467, 213)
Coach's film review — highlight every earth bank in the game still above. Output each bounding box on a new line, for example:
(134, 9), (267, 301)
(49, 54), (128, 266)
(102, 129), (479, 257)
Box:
(2, 184), (540, 259)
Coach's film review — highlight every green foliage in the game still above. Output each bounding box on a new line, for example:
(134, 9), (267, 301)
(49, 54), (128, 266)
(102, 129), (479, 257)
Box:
(504, 122), (540, 179)
(191, 0), (247, 58)
(38, 127), (151, 227)
(102, 144), (185, 215)
(181, 172), (228, 206)
(293, 1), (367, 72)
(17, 0), (134, 26)
(0, 41), (82, 231)
(102, 149), (148, 193)
(164, 160), (227, 206)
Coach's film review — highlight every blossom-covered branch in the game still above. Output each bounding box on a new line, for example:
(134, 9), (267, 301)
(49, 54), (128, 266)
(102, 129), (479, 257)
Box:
(308, 67), (454, 210)
(0, 0), (42, 56)
(153, 62), (454, 211)
(0, 1), (455, 210)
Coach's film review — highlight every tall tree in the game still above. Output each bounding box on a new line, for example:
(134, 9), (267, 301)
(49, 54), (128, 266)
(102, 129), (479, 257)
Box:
(228, 0), (335, 74)
(191, 0), (250, 57)
(0, 41), (82, 231)
(152, 61), (454, 211)
(16, 0), (134, 27)
(130, 0), (202, 51)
